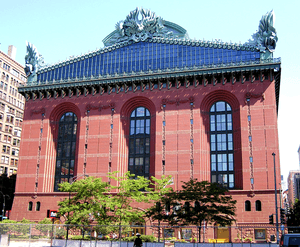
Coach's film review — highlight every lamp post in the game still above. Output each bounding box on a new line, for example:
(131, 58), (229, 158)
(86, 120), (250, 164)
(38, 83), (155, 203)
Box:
(66, 174), (89, 241)
(272, 152), (279, 243)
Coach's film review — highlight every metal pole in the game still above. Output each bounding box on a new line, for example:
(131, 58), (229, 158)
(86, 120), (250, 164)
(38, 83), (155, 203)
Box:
(0, 191), (5, 221)
(2, 194), (4, 221)
(272, 152), (279, 243)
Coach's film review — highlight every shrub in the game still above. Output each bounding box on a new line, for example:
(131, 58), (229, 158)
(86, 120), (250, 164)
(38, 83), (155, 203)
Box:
(71, 235), (92, 240)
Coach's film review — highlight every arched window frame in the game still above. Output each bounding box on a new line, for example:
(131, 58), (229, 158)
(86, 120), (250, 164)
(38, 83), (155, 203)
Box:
(36, 201), (41, 211)
(255, 200), (262, 211)
(54, 112), (78, 191)
(128, 107), (151, 179)
(245, 200), (251, 211)
(209, 101), (234, 189)
(28, 201), (33, 211)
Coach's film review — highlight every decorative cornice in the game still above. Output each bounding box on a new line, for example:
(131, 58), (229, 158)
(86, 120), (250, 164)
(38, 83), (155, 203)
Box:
(20, 58), (281, 93)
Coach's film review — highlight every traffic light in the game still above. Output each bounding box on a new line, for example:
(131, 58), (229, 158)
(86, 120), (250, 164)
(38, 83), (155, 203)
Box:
(269, 214), (274, 224)
(280, 208), (286, 224)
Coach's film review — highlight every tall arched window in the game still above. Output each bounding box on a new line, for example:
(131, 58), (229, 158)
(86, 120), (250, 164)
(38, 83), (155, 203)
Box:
(128, 107), (150, 179)
(36, 201), (41, 211)
(54, 112), (78, 191)
(255, 200), (262, 211)
(245, 200), (251, 211)
(28, 201), (33, 211)
(210, 101), (234, 188)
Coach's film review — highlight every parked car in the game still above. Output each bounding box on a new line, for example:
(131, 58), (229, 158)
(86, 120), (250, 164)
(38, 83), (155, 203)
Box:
(280, 234), (300, 247)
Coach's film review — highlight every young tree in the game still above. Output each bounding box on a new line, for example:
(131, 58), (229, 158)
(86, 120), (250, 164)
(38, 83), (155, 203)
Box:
(58, 176), (113, 227)
(108, 172), (173, 239)
(58, 172), (173, 238)
(146, 179), (236, 242)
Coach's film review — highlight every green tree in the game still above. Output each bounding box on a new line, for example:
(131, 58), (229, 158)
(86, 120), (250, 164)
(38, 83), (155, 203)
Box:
(146, 179), (236, 242)
(58, 176), (113, 227)
(287, 199), (300, 232)
(58, 173), (173, 238)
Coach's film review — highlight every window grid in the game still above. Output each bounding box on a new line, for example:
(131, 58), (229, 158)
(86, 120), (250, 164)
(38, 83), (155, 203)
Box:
(128, 107), (151, 179)
(210, 101), (234, 189)
(54, 112), (78, 191)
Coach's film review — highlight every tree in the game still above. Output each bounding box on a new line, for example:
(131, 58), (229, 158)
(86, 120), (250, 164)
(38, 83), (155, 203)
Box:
(287, 199), (300, 233)
(146, 179), (236, 242)
(58, 176), (113, 227)
(58, 172), (173, 238)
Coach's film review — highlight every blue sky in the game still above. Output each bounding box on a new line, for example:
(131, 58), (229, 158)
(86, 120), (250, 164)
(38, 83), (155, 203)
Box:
(1, 0), (299, 188)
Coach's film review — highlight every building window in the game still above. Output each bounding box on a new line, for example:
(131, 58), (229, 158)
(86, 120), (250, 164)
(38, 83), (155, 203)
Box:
(210, 101), (234, 188)
(2, 145), (10, 154)
(54, 112), (78, 192)
(28, 201), (33, 211)
(36, 202), (41, 211)
(245, 200), (251, 211)
(255, 200), (262, 211)
(128, 107), (151, 179)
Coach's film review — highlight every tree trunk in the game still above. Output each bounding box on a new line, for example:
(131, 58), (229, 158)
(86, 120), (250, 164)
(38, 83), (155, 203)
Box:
(198, 223), (202, 243)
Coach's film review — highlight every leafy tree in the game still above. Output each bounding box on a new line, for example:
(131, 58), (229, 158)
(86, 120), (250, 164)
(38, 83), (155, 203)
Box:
(58, 172), (173, 238)
(287, 199), (300, 232)
(146, 179), (236, 242)
(0, 174), (16, 215)
(58, 176), (112, 227)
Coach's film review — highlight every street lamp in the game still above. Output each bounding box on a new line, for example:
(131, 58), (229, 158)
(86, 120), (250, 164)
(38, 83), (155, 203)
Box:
(66, 174), (89, 241)
(272, 153), (279, 243)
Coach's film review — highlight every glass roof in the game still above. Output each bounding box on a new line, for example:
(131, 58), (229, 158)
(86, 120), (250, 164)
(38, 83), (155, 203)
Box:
(37, 41), (260, 83)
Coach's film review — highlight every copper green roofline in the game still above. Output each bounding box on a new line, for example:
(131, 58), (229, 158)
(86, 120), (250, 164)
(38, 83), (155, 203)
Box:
(19, 58), (281, 93)
(24, 9), (278, 83)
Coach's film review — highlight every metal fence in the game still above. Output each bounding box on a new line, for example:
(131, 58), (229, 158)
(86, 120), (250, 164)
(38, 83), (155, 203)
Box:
(0, 224), (299, 247)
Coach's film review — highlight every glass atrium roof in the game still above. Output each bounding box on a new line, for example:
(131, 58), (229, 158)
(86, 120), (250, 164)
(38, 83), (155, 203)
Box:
(37, 41), (260, 83)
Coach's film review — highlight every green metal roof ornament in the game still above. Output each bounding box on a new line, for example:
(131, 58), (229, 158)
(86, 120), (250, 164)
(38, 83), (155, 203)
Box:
(25, 42), (44, 84)
(247, 10), (278, 59)
(103, 7), (189, 46)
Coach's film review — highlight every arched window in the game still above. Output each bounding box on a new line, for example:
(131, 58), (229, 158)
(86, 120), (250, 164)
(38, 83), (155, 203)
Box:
(36, 201), (41, 211)
(255, 200), (262, 211)
(245, 200), (251, 211)
(54, 112), (78, 191)
(28, 201), (33, 211)
(128, 107), (150, 179)
(210, 101), (234, 188)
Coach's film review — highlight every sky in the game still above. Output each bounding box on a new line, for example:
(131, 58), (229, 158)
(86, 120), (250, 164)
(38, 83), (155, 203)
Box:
(1, 0), (299, 189)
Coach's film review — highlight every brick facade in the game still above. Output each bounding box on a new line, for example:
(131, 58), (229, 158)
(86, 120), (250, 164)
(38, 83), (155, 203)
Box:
(11, 78), (280, 225)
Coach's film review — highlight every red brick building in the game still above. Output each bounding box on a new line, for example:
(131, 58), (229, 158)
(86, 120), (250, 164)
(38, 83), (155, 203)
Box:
(12, 8), (281, 242)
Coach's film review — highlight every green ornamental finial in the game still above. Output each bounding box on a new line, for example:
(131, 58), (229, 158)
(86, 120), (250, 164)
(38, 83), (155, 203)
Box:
(247, 10), (278, 58)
